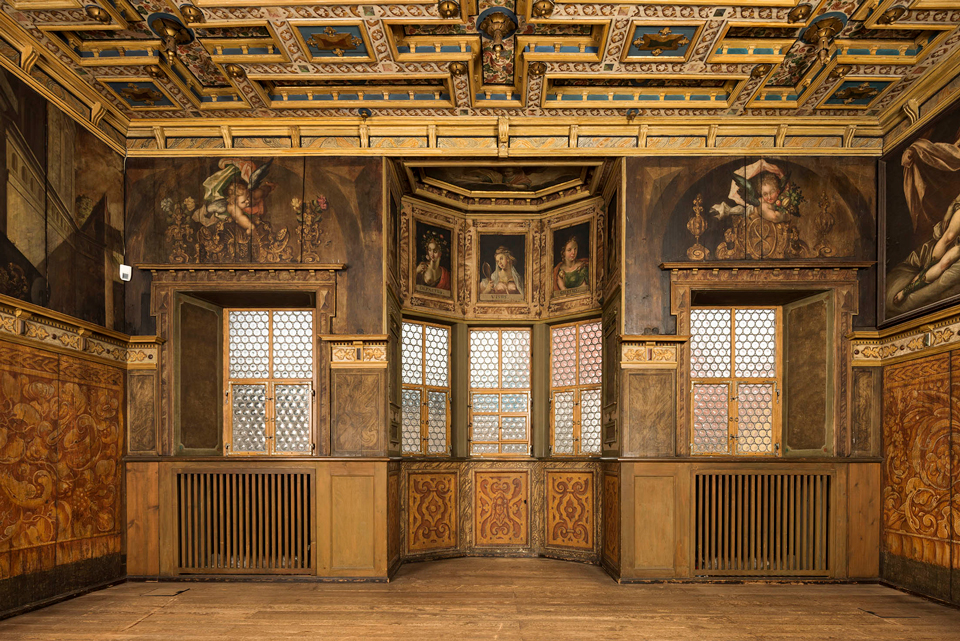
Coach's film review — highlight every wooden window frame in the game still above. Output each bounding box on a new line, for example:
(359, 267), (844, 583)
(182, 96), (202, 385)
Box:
(223, 307), (316, 457)
(690, 306), (783, 457)
(549, 318), (602, 457)
(468, 327), (532, 457)
(400, 320), (452, 457)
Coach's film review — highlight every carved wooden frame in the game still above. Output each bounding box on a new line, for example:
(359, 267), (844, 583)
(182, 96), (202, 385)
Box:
(668, 266), (861, 458)
(544, 203), (602, 316)
(147, 266), (339, 457)
(470, 221), (537, 317)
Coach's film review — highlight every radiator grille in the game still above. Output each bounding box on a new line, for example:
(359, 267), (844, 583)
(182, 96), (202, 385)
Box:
(177, 471), (313, 574)
(695, 472), (831, 576)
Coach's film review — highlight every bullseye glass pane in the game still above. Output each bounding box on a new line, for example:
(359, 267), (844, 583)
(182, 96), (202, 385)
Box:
(693, 383), (729, 454)
(470, 329), (499, 388)
(272, 311), (313, 379)
(734, 309), (777, 378)
(426, 390), (447, 454)
(471, 415), (499, 442)
(274, 384), (311, 452)
(228, 311), (269, 379)
(551, 325), (577, 387)
(578, 321), (602, 385)
(580, 388), (602, 454)
(553, 391), (575, 454)
(401, 322), (424, 386)
(472, 393), (499, 413)
(472, 443), (498, 455)
(501, 443), (528, 454)
(501, 329), (531, 389)
(231, 383), (267, 452)
(501, 416), (526, 441)
(401, 388), (421, 454)
(690, 309), (731, 378)
(501, 393), (528, 413)
(424, 325), (449, 387)
(737, 383), (775, 454)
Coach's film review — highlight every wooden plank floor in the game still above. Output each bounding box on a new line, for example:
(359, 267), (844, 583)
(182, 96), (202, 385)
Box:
(2, 558), (959, 640)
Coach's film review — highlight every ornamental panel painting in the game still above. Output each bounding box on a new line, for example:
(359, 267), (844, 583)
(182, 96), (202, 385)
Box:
(474, 470), (529, 547)
(407, 472), (457, 553)
(477, 232), (527, 303)
(413, 220), (454, 300)
(545, 471), (593, 550)
(883, 98), (960, 325)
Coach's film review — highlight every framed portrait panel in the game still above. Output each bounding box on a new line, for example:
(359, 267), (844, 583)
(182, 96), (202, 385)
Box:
(412, 219), (455, 300)
(881, 98), (960, 325)
(549, 219), (592, 300)
(477, 232), (528, 303)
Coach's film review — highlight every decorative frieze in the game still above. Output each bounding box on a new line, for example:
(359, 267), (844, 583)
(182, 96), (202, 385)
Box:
(851, 308), (960, 366)
(621, 337), (685, 369)
(328, 337), (390, 368)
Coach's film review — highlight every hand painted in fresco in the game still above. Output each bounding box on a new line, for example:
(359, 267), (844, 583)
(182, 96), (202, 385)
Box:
(194, 158), (276, 234)
(415, 233), (450, 290)
(554, 236), (589, 292)
(710, 159), (804, 224)
(480, 246), (523, 296)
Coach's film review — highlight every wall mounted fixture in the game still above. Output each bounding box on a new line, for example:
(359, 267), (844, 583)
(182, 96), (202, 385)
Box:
(438, 0), (460, 19)
(802, 16), (844, 66)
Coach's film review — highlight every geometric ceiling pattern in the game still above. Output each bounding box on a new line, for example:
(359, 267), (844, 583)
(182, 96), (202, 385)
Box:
(2, 0), (959, 128)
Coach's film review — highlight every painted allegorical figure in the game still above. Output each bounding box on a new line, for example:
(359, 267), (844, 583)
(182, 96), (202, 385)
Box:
(480, 246), (523, 296)
(192, 158), (277, 234)
(415, 229), (451, 291)
(890, 126), (960, 307)
(554, 235), (589, 293)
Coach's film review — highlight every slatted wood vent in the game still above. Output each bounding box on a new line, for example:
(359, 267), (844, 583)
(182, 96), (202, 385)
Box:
(177, 471), (314, 574)
(695, 472), (832, 576)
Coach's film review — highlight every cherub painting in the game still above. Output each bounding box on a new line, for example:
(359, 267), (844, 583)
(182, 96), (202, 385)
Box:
(192, 158), (276, 234)
(711, 159), (804, 225)
(414, 222), (453, 297)
(552, 221), (590, 297)
(478, 233), (525, 302)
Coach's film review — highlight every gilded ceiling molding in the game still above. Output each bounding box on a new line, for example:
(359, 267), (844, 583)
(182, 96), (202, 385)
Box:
(850, 303), (960, 367)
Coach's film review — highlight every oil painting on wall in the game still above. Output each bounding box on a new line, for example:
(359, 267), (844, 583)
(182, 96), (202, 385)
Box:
(477, 233), (526, 302)
(624, 156), (876, 335)
(124, 156), (383, 335)
(551, 220), (590, 298)
(0, 67), (124, 329)
(883, 100), (960, 324)
(413, 220), (453, 299)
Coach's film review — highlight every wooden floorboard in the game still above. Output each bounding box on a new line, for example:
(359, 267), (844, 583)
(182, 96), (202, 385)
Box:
(1, 558), (958, 640)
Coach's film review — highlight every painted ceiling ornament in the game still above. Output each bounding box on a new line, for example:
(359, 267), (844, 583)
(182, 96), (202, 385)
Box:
(223, 63), (245, 80)
(835, 81), (879, 104)
(120, 82), (163, 105)
(529, 61), (546, 77)
(449, 61), (468, 76)
(309, 27), (363, 57)
(787, 3), (812, 24)
(751, 64), (772, 79)
(477, 8), (518, 55)
(633, 27), (690, 56)
(829, 64), (852, 80)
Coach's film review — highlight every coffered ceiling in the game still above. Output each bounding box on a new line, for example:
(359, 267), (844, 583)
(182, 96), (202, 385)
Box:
(2, 0), (959, 150)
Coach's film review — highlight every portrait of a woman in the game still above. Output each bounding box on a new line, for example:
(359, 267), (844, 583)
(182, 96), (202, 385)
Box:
(552, 222), (591, 296)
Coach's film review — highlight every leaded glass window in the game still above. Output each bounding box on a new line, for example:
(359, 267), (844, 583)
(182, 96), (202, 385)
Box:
(401, 321), (450, 456)
(690, 307), (780, 456)
(225, 309), (314, 455)
(550, 320), (602, 455)
(469, 328), (531, 456)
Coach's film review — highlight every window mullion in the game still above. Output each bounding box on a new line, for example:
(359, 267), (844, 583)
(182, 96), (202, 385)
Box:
(420, 331), (428, 455)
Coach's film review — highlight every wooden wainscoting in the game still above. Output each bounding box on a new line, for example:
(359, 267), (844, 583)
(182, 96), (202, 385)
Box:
(618, 460), (880, 581)
(400, 460), (602, 564)
(133, 459), (390, 579)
